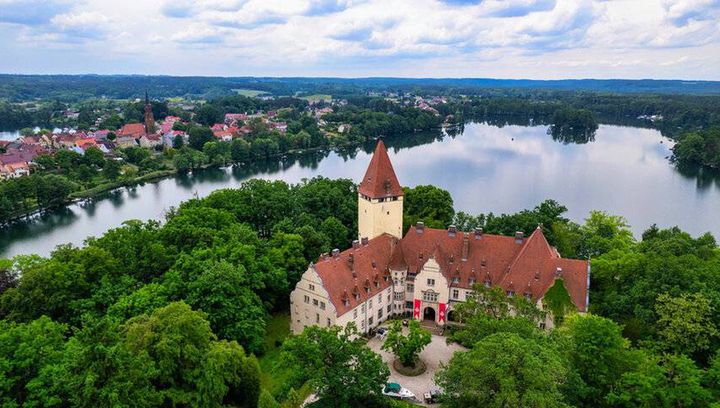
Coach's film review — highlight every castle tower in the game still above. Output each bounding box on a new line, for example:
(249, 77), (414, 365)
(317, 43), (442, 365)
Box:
(358, 140), (404, 240)
(144, 91), (156, 134)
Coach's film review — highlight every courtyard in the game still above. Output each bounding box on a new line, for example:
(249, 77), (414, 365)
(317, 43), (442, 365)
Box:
(366, 323), (466, 406)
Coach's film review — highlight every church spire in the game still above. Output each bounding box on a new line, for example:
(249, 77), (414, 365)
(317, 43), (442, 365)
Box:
(143, 90), (155, 134)
(358, 140), (403, 199)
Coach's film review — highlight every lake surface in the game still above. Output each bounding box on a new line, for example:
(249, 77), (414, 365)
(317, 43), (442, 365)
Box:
(2, 122), (720, 259)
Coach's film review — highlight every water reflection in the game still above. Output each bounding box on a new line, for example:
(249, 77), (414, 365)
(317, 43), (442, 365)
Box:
(2, 122), (720, 259)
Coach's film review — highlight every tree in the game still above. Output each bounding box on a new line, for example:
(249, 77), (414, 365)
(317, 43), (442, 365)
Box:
(123, 302), (261, 407)
(449, 285), (544, 347)
(578, 210), (634, 258)
(194, 104), (221, 126)
(188, 125), (215, 150)
(186, 260), (267, 354)
(0, 317), (67, 407)
(436, 332), (569, 408)
(172, 134), (184, 149)
(258, 389), (280, 408)
(607, 353), (711, 407)
(381, 319), (431, 367)
(554, 314), (638, 406)
(655, 292), (718, 357)
(102, 158), (122, 180)
(280, 324), (389, 407)
(231, 138), (250, 162)
(203, 141), (231, 165)
(320, 216), (349, 250)
(83, 146), (106, 168)
(34, 174), (76, 209)
(0, 258), (17, 294)
(402, 185), (454, 232)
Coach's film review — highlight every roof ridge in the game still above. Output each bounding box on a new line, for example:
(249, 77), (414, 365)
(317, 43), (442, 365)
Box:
(506, 227), (552, 273)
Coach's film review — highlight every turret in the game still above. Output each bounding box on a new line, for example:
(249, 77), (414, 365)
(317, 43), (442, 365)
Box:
(357, 140), (403, 240)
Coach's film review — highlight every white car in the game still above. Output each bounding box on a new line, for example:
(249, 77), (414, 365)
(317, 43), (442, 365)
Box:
(382, 383), (415, 400)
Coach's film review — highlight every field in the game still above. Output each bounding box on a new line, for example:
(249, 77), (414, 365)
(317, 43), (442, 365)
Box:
(299, 94), (332, 103)
(233, 88), (270, 97)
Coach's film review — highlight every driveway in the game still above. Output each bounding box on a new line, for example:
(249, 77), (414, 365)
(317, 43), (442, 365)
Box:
(367, 326), (466, 406)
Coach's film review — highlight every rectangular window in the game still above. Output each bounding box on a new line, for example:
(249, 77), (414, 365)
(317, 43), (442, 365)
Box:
(315, 313), (319, 323)
(304, 295), (310, 304)
(387, 305), (392, 313)
(452, 289), (459, 299)
(387, 294), (390, 302)
(452, 277), (460, 284)
(394, 292), (404, 301)
(361, 304), (366, 313)
(309, 283), (315, 291)
(427, 278), (435, 286)
(423, 292), (439, 302)
(353, 309), (358, 318)
(320, 301), (326, 310)
(327, 318), (331, 327)
(313, 299), (318, 306)
(407, 283), (414, 292)
(368, 317), (374, 325)
(379, 295), (382, 304)
(378, 309), (383, 318)
(369, 299), (373, 308)
(406, 301), (413, 309)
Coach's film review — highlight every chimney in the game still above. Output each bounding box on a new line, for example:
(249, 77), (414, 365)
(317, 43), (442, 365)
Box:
(448, 225), (457, 237)
(332, 248), (340, 258)
(555, 267), (563, 276)
(348, 253), (354, 270)
(515, 231), (524, 244)
(352, 239), (360, 248)
(474, 227), (483, 240)
(361, 237), (369, 246)
(415, 221), (425, 233)
(462, 235), (469, 261)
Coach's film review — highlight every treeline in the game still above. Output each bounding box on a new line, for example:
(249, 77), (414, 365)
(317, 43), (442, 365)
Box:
(2, 75), (720, 102)
(0, 146), (170, 225)
(673, 127), (720, 169)
(0, 177), (358, 407)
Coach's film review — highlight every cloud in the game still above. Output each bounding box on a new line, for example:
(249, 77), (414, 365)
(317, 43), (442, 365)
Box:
(171, 25), (226, 44)
(0, 0), (73, 25)
(0, 0), (719, 79)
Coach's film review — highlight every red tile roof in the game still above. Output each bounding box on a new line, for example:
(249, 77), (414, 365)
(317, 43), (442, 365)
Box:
(313, 234), (398, 316)
(358, 140), (404, 198)
(314, 226), (589, 317)
(118, 123), (146, 138)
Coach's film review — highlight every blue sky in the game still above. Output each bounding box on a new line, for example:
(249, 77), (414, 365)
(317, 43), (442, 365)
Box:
(0, 0), (719, 79)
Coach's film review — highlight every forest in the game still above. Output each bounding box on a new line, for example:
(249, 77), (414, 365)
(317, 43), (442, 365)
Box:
(1, 180), (719, 407)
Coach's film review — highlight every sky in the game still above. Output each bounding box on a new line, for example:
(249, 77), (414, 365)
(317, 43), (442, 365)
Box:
(0, 0), (719, 80)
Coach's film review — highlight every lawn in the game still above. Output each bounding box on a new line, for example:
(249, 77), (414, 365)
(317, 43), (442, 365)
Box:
(257, 312), (313, 401)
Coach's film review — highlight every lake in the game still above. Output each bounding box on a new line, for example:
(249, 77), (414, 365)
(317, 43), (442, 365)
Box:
(2, 122), (719, 259)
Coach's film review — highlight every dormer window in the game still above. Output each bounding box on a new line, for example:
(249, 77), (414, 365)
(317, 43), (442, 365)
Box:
(452, 277), (460, 284)
(484, 280), (491, 288)
(524, 292), (532, 300)
(506, 290), (515, 297)
(469, 278), (476, 285)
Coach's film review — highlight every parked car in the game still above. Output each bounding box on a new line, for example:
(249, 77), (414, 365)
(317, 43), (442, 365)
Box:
(376, 327), (388, 340)
(382, 383), (415, 400)
(423, 387), (443, 404)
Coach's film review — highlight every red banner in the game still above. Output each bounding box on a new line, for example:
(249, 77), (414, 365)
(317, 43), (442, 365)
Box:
(413, 299), (421, 320)
(438, 303), (446, 323)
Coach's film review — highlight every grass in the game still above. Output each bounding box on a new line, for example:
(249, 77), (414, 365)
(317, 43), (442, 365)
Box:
(233, 89), (269, 97)
(300, 94), (332, 103)
(257, 312), (313, 403)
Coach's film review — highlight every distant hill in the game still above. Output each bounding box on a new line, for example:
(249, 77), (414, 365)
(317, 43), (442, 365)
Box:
(1, 74), (719, 102)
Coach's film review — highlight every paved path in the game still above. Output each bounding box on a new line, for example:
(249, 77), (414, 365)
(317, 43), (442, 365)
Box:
(367, 326), (466, 406)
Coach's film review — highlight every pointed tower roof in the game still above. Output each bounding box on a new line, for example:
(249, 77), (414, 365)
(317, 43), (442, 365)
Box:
(358, 140), (403, 198)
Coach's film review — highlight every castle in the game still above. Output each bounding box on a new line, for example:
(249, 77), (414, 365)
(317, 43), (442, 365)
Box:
(289, 140), (589, 334)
